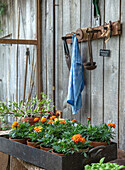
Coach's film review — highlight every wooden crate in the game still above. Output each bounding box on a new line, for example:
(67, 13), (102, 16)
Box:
(0, 137), (117, 170)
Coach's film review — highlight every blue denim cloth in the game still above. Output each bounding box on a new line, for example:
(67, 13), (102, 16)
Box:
(67, 34), (84, 114)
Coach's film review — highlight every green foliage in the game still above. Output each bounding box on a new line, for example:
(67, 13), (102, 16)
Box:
(84, 157), (125, 170)
(9, 122), (30, 139)
(0, 1), (7, 32)
(52, 138), (79, 155)
(28, 126), (44, 142)
(40, 134), (57, 148)
(0, 101), (10, 129)
(87, 124), (115, 143)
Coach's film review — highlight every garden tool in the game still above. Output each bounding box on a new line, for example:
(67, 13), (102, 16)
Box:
(83, 33), (97, 70)
(63, 37), (71, 70)
(93, 0), (101, 26)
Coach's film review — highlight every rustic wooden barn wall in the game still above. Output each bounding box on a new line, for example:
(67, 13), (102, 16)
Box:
(0, 0), (37, 105)
(41, 0), (124, 150)
(0, 0), (125, 151)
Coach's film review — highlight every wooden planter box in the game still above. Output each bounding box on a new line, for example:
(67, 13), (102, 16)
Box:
(0, 137), (117, 170)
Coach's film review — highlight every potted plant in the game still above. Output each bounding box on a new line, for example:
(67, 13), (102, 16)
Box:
(9, 121), (30, 144)
(84, 157), (125, 170)
(27, 126), (44, 148)
(87, 118), (115, 147)
(52, 138), (79, 156)
(21, 92), (54, 125)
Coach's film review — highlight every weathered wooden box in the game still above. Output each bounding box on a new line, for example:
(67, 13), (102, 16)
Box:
(0, 137), (117, 170)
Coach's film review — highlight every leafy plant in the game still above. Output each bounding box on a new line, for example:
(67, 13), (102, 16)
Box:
(9, 121), (30, 139)
(84, 157), (125, 170)
(0, 101), (10, 130)
(40, 133), (57, 148)
(28, 126), (44, 142)
(52, 138), (79, 155)
(87, 123), (115, 143)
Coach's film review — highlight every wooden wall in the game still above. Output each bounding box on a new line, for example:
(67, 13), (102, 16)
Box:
(0, 0), (125, 151)
(0, 0), (37, 104)
(41, 0), (125, 150)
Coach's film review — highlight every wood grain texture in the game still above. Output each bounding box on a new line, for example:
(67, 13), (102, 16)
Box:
(0, 152), (10, 170)
(62, 0), (72, 119)
(91, 0), (104, 125)
(119, 0), (125, 150)
(80, 0), (91, 125)
(104, 0), (120, 143)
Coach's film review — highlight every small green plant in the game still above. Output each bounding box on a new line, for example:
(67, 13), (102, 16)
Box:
(52, 138), (79, 155)
(84, 157), (125, 170)
(28, 126), (44, 142)
(0, 101), (10, 130)
(9, 121), (30, 139)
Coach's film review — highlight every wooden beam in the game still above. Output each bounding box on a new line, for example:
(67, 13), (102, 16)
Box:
(37, 0), (42, 99)
(0, 39), (37, 45)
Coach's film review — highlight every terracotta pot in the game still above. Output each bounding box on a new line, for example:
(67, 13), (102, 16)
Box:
(27, 140), (40, 148)
(51, 150), (65, 156)
(78, 147), (89, 152)
(40, 146), (52, 151)
(22, 117), (36, 126)
(89, 141), (108, 147)
(9, 138), (26, 144)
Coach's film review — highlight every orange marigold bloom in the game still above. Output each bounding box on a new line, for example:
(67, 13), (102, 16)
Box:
(34, 126), (43, 132)
(50, 116), (57, 120)
(12, 122), (19, 129)
(108, 123), (116, 128)
(71, 134), (81, 143)
(40, 117), (47, 123)
(34, 118), (39, 122)
(79, 137), (86, 143)
(60, 120), (66, 124)
(71, 119), (77, 123)
(47, 120), (55, 124)
(87, 117), (91, 120)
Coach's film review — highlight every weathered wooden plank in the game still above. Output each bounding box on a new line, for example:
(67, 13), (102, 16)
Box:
(119, 0), (125, 150)
(0, 39), (37, 45)
(91, 0), (104, 125)
(46, 0), (53, 101)
(55, 0), (63, 111)
(41, 0), (47, 95)
(80, 0), (91, 125)
(104, 0), (120, 143)
(62, 0), (72, 119)
(0, 152), (10, 170)
(10, 156), (27, 170)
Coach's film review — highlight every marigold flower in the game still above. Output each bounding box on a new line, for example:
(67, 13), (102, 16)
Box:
(12, 122), (19, 129)
(50, 116), (57, 120)
(34, 126), (43, 132)
(108, 123), (116, 128)
(71, 119), (77, 123)
(71, 134), (81, 143)
(34, 118), (39, 122)
(47, 120), (55, 124)
(87, 117), (91, 120)
(60, 120), (66, 124)
(40, 117), (47, 123)
(79, 137), (86, 143)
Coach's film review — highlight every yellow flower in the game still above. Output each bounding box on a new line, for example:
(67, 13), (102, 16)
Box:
(12, 122), (19, 129)
(34, 126), (43, 132)
(40, 117), (47, 123)
(79, 137), (86, 143)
